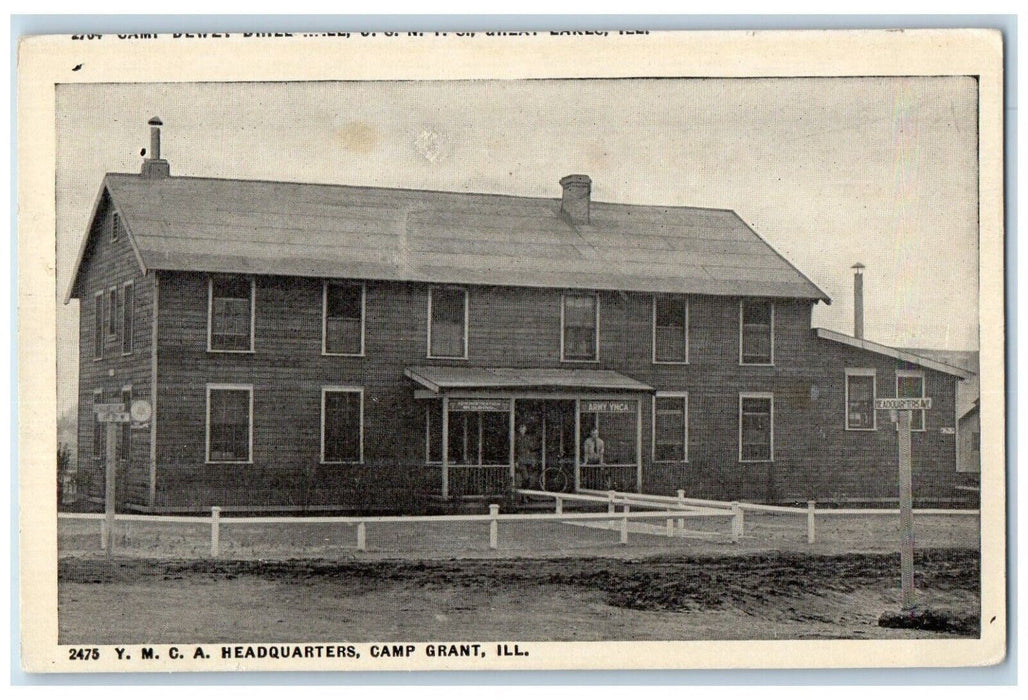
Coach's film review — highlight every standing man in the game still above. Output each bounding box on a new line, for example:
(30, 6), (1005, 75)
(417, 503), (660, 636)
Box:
(515, 423), (538, 491)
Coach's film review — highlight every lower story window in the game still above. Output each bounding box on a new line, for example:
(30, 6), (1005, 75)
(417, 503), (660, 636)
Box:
(739, 394), (773, 462)
(207, 385), (252, 463)
(845, 370), (876, 430)
(653, 394), (688, 462)
(92, 389), (104, 463)
(322, 388), (363, 463)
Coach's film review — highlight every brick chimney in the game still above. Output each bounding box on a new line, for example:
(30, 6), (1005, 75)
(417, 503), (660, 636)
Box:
(559, 174), (591, 225)
(852, 262), (865, 339)
(141, 116), (170, 179)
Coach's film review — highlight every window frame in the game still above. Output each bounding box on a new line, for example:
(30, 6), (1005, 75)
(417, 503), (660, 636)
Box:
(322, 280), (366, 357)
(93, 291), (104, 361)
(426, 285), (469, 360)
(121, 281), (134, 356)
(320, 386), (365, 465)
(738, 299), (775, 366)
(207, 275), (256, 354)
(107, 286), (119, 340)
(205, 383), (254, 465)
(92, 388), (104, 462)
(738, 392), (774, 463)
(652, 294), (689, 365)
(844, 368), (877, 431)
(560, 291), (600, 363)
(896, 369), (927, 432)
(425, 400), (443, 465)
(120, 385), (133, 463)
(652, 392), (689, 463)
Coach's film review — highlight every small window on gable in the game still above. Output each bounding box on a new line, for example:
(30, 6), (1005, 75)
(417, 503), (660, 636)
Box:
(654, 295), (688, 363)
(324, 282), (364, 355)
(740, 299), (774, 365)
(111, 213), (122, 242)
(209, 275), (254, 352)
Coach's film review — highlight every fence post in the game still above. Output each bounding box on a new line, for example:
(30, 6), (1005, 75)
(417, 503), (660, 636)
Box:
(608, 490), (615, 529)
(99, 518), (108, 551)
(666, 518), (674, 538)
(489, 504), (499, 550)
(555, 496), (563, 515)
(357, 522), (367, 551)
(210, 507), (221, 558)
(620, 514), (629, 545)
(807, 500), (816, 544)
(676, 489), (686, 530)
(730, 502), (744, 543)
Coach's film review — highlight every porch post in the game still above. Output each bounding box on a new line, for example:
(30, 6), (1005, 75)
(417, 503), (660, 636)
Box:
(441, 395), (449, 499)
(508, 398), (516, 486)
(573, 399), (581, 491)
(635, 398), (643, 493)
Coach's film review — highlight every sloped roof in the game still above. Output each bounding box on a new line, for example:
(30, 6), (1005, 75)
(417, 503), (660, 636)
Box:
(902, 348), (980, 417)
(68, 172), (830, 302)
(405, 366), (654, 393)
(816, 329), (973, 379)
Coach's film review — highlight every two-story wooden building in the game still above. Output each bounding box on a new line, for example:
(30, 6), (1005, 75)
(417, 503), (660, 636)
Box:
(66, 119), (973, 512)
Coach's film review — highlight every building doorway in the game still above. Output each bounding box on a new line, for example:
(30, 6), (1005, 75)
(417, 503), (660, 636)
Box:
(514, 399), (575, 490)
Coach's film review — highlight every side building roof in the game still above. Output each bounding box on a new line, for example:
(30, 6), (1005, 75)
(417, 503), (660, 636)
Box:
(67, 173), (830, 302)
(816, 328), (973, 379)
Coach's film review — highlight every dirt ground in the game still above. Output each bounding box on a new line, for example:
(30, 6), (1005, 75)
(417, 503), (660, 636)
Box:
(58, 549), (981, 644)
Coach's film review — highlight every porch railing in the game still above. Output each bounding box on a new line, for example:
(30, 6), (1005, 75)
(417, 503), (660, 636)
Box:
(446, 464), (511, 497)
(578, 464), (638, 492)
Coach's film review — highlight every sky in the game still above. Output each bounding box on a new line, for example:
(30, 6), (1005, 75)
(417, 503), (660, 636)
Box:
(55, 77), (980, 414)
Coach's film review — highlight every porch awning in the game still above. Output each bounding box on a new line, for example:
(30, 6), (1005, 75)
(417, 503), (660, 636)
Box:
(405, 366), (654, 394)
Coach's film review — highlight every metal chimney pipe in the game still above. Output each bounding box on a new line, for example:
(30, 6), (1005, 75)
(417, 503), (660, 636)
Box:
(852, 262), (865, 339)
(148, 116), (162, 160)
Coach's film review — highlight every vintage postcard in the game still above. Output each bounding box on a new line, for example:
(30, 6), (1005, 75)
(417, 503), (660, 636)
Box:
(18, 28), (1005, 672)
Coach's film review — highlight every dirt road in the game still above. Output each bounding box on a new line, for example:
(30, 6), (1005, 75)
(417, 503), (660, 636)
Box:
(59, 549), (980, 643)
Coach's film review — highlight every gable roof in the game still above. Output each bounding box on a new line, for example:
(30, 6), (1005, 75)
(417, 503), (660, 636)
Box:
(815, 328), (973, 379)
(68, 172), (830, 303)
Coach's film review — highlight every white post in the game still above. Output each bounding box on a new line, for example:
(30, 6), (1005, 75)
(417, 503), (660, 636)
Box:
(665, 518), (674, 538)
(620, 515), (629, 545)
(210, 506), (221, 558)
(676, 488), (686, 530)
(441, 396), (449, 500)
(608, 490), (616, 530)
(731, 501), (744, 543)
(99, 518), (108, 551)
(104, 422), (118, 557)
(489, 504), (499, 550)
(573, 399), (581, 491)
(807, 500), (816, 544)
(555, 496), (563, 515)
(897, 410), (915, 610)
(357, 522), (367, 551)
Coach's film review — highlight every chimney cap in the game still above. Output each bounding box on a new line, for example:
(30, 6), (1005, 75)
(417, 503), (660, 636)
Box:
(148, 116), (163, 126)
(559, 174), (592, 188)
(851, 262), (865, 271)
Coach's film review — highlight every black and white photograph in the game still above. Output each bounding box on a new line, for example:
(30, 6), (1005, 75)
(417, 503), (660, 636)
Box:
(18, 28), (1005, 671)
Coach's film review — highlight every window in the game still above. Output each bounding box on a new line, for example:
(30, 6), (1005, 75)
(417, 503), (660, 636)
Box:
(323, 281), (364, 355)
(208, 275), (254, 352)
(653, 393), (688, 462)
(121, 282), (134, 355)
(92, 389), (104, 463)
(447, 409), (510, 465)
(740, 299), (774, 365)
(845, 369), (876, 430)
(93, 291), (104, 360)
(653, 295), (688, 363)
(322, 388), (363, 463)
(206, 385), (252, 463)
(562, 292), (599, 361)
(107, 287), (118, 339)
(896, 371), (926, 431)
(120, 386), (132, 463)
(739, 394), (773, 462)
(428, 287), (467, 359)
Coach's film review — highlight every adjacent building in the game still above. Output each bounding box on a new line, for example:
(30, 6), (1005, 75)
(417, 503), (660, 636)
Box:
(66, 119), (974, 512)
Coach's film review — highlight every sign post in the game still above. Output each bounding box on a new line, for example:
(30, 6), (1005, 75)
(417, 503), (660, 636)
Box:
(95, 402), (132, 558)
(875, 396), (931, 611)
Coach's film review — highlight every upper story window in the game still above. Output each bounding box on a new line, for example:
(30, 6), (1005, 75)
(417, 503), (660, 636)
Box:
(653, 294), (688, 363)
(323, 281), (364, 356)
(121, 282), (134, 355)
(107, 287), (118, 339)
(845, 369), (876, 430)
(428, 286), (468, 359)
(206, 384), (253, 463)
(896, 370), (926, 431)
(740, 299), (774, 365)
(561, 292), (599, 362)
(208, 275), (254, 352)
(93, 292), (104, 360)
(739, 393), (773, 462)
